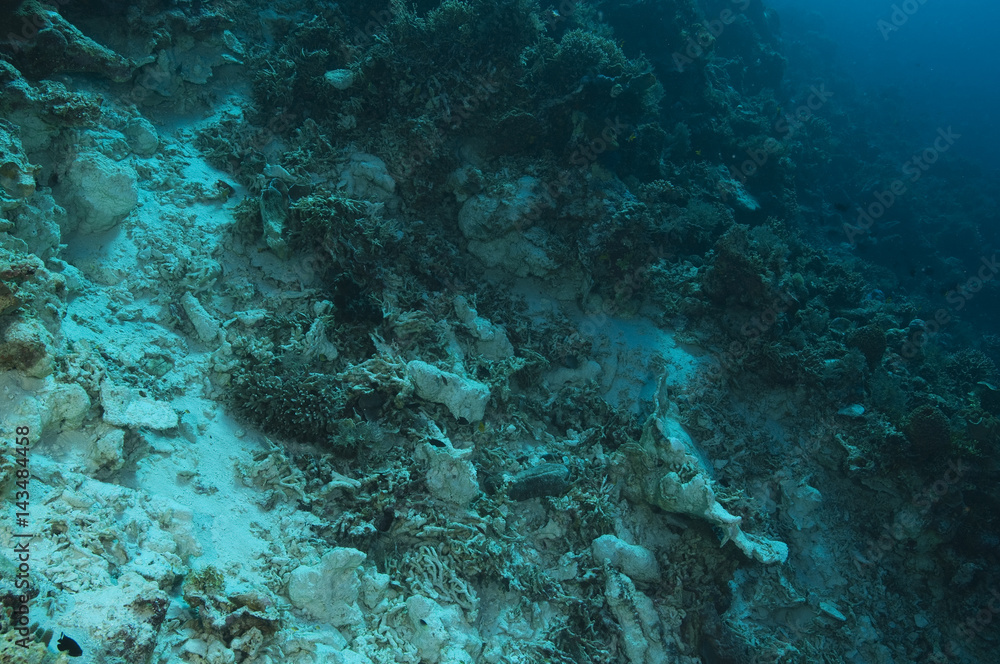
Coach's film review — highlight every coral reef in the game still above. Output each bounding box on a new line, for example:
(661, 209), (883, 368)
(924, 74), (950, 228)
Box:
(1, 0), (998, 663)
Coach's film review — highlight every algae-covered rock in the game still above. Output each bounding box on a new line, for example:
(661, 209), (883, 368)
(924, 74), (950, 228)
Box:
(3, 1), (136, 82)
(124, 117), (159, 157)
(0, 119), (38, 212)
(11, 192), (65, 259)
(0, 316), (54, 377)
(0, 282), (20, 317)
(508, 462), (570, 501)
(903, 404), (951, 456)
(457, 176), (557, 277)
(339, 153), (396, 204)
(60, 152), (138, 235)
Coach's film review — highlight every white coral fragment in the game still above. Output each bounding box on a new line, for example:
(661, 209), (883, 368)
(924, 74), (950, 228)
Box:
(100, 380), (178, 430)
(605, 572), (670, 664)
(407, 360), (490, 421)
(405, 595), (483, 664)
(181, 291), (220, 343)
(592, 535), (660, 583)
(287, 547), (367, 626)
(619, 381), (788, 564)
(453, 295), (513, 360)
(416, 438), (480, 507)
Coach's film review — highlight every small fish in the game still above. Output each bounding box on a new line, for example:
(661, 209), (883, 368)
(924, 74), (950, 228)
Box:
(57, 633), (83, 657)
(214, 180), (235, 202)
(695, 149), (702, 156)
(626, 133), (637, 142)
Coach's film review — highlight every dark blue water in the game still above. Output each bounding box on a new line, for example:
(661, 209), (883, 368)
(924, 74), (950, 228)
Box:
(767, 0), (1000, 169)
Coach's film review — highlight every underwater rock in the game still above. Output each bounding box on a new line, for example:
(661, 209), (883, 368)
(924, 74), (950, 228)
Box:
(0, 59), (104, 134)
(545, 359), (602, 389)
(407, 360), (490, 421)
(324, 69), (355, 90)
(465, 228), (557, 277)
(3, 378), (89, 446)
(124, 117), (159, 157)
(42, 381), (90, 430)
(339, 153), (396, 204)
(903, 404), (951, 456)
(59, 571), (168, 664)
(0, 282), (21, 317)
(11, 192), (65, 259)
(0, 377), (89, 454)
(287, 548), (366, 627)
(0, 119), (38, 212)
(181, 571), (281, 647)
(180, 291), (220, 344)
(100, 380), (178, 431)
(714, 165), (760, 211)
(453, 295), (513, 360)
(591, 535), (660, 583)
(508, 462), (570, 501)
(457, 182), (532, 241)
(457, 176), (556, 277)
(0, 315), (55, 377)
(417, 439), (480, 507)
(605, 571), (670, 664)
(616, 381), (788, 564)
(91, 427), (126, 471)
(836, 404), (865, 418)
(846, 325), (887, 368)
(780, 480), (823, 530)
(4, 1), (137, 82)
(260, 180), (290, 259)
(134, 36), (235, 97)
(405, 594), (483, 664)
(60, 152), (138, 235)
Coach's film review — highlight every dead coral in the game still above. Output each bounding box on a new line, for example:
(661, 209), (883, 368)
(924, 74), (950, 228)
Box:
(1, 1), (137, 82)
